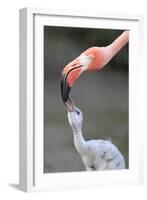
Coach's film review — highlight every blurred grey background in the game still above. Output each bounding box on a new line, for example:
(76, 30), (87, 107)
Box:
(44, 26), (128, 173)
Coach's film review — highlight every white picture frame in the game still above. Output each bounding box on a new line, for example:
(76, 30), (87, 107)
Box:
(19, 7), (144, 192)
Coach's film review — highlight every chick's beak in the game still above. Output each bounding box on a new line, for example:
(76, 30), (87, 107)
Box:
(64, 98), (75, 112)
(60, 58), (83, 102)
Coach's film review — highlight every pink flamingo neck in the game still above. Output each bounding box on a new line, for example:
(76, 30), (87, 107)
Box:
(106, 31), (129, 59)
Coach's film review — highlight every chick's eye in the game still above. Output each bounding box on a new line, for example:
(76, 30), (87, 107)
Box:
(76, 110), (80, 115)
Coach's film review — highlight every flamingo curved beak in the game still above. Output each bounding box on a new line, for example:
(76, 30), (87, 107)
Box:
(61, 54), (93, 102)
(61, 72), (73, 103)
(61, 57), (83, 102)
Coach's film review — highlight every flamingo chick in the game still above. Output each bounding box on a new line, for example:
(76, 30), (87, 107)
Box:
(61, 31), (129, 102)
(65, 99), (125, 171)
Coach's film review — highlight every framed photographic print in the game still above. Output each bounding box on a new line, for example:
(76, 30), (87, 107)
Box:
(19, 8), (144, 192)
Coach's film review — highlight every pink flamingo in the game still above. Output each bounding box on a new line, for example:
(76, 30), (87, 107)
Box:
(61, 31), (129, 102)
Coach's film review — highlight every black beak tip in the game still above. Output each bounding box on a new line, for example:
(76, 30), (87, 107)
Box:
(60, 73), (71, 102)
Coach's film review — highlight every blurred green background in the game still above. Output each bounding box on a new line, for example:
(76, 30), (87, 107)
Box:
(44, 26), (128, 173)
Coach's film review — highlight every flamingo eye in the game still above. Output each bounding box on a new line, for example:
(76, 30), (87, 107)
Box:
(76, 110), (80, 115)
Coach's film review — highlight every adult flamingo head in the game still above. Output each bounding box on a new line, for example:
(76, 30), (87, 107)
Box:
(61, 47), (107, 102)
(61, 31), (129, 102)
